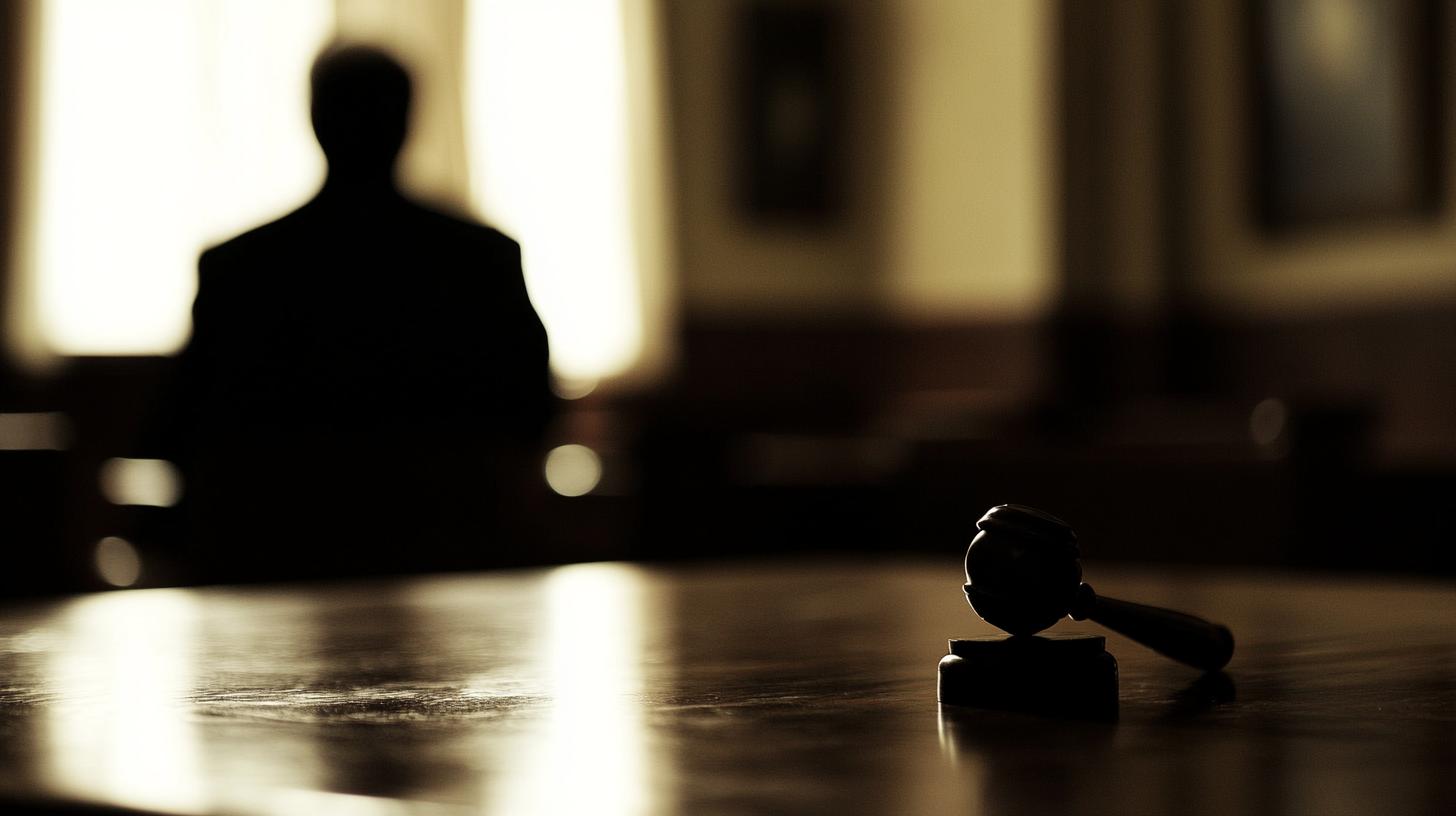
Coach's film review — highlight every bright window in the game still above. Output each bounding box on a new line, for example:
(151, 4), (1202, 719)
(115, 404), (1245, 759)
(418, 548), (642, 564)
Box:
(25, 0), (333, 358)
(18, 0), (662, 385)
(466, 0), (647, 383)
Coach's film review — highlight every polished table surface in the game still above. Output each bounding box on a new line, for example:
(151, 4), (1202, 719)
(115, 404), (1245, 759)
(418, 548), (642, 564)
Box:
(0, 557), (1453, 815)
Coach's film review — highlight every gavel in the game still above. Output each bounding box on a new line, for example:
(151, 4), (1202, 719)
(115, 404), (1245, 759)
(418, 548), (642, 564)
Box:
(963, 504), (1235, 672)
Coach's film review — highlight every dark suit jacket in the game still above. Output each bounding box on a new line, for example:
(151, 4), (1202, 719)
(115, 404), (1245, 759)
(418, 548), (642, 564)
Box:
(168, 189), (554, 580)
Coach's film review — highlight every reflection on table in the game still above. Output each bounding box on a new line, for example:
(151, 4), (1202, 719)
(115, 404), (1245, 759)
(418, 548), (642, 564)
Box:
(0, 559), (1453, 815)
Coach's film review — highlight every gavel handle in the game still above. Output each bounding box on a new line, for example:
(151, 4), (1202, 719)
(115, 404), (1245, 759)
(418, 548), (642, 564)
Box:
(1073, 585), (1235, 672)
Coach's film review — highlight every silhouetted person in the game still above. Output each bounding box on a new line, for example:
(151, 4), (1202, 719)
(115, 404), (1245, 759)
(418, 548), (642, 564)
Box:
(164, 45), (553, 582)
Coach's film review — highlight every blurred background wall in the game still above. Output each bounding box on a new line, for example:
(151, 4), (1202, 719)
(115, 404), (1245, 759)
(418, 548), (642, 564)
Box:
(1, 0), (1453, 594)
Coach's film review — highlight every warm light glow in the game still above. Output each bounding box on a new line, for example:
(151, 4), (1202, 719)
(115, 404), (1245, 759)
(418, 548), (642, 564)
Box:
(0, 412), (70, 450)
(466, 0), (644, 381)
(94, 537), (142, 588)
(488, 564), (659, 815)
(27, 0), (333, 357)
(44, 591), (206, 812)
(1303, 0), (1369, 82)
(551, 375), (600, 401)
(887, 0), (1055, 320)
(99, 458), (183, 507)
(544, 444), (603, 497)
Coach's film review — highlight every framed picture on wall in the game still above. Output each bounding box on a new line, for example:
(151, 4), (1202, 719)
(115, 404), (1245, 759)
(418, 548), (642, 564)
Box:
(1250, 0), (1443, 230)
(736, 1), (846, 223)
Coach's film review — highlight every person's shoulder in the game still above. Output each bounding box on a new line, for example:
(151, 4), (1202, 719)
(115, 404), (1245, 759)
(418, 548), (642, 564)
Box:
(200, 206), (313, 269)
(408, 199), (520, 254)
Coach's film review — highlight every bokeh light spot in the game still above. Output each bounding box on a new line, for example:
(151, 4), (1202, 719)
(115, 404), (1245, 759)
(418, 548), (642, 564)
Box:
(544, 444), (603, 497)
(99, 458), (183, 507)
(95, 537), (142, 588)
(1250, 398), (1289, 447)
(551, 376), (599, 401)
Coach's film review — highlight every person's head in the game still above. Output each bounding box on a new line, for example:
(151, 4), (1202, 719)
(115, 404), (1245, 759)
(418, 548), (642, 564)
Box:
(310, 44), (412, 180)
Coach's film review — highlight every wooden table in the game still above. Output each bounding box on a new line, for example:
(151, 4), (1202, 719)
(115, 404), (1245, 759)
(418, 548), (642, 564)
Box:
(0, 558), (1452, 815)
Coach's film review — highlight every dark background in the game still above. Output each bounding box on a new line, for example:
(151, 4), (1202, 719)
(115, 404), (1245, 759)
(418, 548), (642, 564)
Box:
(3, 0), (1455, 595)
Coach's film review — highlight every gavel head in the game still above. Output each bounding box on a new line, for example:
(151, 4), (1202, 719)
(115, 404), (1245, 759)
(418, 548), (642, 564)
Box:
(964, 504), (1083, 636)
